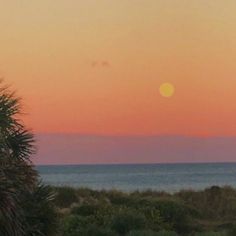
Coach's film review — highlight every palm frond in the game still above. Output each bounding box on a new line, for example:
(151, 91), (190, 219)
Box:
(0, 81), (57, 236)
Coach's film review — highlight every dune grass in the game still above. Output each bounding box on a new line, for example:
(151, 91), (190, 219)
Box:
(52, 186), (236, 236)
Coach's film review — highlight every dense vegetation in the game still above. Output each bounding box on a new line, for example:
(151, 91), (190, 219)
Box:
(0, 82), (57, 236)
(54, 186), (236, 236)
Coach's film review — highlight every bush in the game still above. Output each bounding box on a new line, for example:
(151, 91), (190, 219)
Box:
(128, 230), (159, 236)
(138, 206), (163, 231)
(156, 230), (179, 236)
(54, 187), (78, 208)
(111, 208), (146, 235)
(154, 199), (196, 233)
(194, 232), (227, 236)
(107, 190), (133, 205)
(128, 230), (178, 236)
(21, 184), (58, 236)
(84, 225), (117, 236)
(71, 204), (99, 216)
(62, 214), (117, 236)
(228, 224), (236, 236)
(176, 186), (236, 221)
(62, 215), (91, 236)
(56, 186), (236, 236)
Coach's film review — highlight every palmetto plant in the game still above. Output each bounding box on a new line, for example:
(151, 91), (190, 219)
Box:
(0, 82), (57, 235)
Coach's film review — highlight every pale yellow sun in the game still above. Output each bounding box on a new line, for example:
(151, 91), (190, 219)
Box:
(159, 83), (175, 98)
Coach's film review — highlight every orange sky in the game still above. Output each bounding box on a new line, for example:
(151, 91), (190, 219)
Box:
(1, 0), (236, 136)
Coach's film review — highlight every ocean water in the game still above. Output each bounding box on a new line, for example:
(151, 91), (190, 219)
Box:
(37, 163), (236, 192)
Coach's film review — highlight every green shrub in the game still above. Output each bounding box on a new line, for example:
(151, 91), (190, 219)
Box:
(176, 186), (236, 221)
(107, 190), (133, 205)
(20, 183), (58, 236)
(128, 230), (178, 236)
(62, 214), (117, 236)
(194, 232), (227, 236)
(111, 208), (146, 235)
(156, 230), (178, 236)
(84, 225), (117, 236)
(138, 206), (163, 231)
(227, 224), (236, 236)
(54, 187), (78, 208)
(62, 215), (93, 236)
(154, 199), (196, 233)
(71, 204), (99, 216)
(128, 229), (159, 236)
(57, 186), (236, 236)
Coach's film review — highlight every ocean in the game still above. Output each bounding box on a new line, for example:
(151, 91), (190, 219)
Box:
(37, 163), (236, 192)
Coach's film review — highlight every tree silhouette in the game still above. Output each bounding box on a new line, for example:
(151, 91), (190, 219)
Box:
(0, 81), (57, 235)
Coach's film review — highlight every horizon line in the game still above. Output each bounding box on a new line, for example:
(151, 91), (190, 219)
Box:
(36, 161), (236, 167)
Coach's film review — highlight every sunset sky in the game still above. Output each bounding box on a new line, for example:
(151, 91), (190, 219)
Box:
(1, 1), (236, 163)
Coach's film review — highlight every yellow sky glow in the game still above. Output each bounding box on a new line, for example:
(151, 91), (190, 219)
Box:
(1, 1), (236, 136)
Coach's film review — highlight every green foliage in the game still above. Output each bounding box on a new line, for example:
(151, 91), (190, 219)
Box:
(193, 232), (227, 236)
(20, 183), (58, 236)
(111, 208), (146, 235)
(85, 225), (118, 236)
(128, 230), (178, 236)
(107, 190), (133, 205)
(55, 186), (236, 236)
(153, 199), (197, 233)
(62, 214), (118, 236)
(155, 230), (179, 236)
(0, 81), (57, 235)
(54, 186), (78, 208)
(175, 186), (236, 221)
(62, 215), (83, 236)
(71, 203), (99, 216)
(128, 230), (160, 236)
(227, 224), (236, 236)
